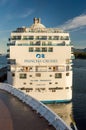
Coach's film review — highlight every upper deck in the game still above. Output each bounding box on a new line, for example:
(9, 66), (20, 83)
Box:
(12, 17), (65, 34)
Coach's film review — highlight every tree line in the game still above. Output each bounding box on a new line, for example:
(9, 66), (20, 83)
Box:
(74, 52), (86, 59)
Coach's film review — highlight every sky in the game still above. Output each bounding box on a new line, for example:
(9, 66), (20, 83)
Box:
(0, 0), (86, 53)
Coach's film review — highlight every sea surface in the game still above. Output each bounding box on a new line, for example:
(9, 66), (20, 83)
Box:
(73, 59), (86, 130)
(47, 59), (86, 130)
(0, 56), (86, 130)
(0, 55), (7, 68)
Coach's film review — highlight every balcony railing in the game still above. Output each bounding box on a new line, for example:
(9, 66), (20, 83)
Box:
(9, 65), (71, 73)
(16, 42), (72, 46)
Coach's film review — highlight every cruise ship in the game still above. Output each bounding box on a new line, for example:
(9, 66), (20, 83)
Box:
(7, 18), (74, 103)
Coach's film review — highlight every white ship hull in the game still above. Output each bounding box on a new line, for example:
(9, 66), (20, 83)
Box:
(7, 18), (73, 103)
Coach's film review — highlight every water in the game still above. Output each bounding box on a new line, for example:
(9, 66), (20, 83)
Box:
(0, 55), (7, 68)
(0, 56), (86, 130)
(73, 59), (86, 130)
(47, 59), (86, 130)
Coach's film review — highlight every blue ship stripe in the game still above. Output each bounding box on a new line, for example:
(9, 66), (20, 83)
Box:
(41, 99), (72, 104)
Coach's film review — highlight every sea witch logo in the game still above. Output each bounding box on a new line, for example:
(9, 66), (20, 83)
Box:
(36, 54), (45, 58)
(24, 53), (58, 63)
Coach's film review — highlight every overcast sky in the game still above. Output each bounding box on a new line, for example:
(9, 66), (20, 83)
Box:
(0, 0), (86, 53)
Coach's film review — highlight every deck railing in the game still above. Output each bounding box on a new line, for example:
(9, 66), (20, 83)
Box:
(0, 83), (72, 130)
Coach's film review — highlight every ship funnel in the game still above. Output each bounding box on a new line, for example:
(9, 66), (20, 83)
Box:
(34, 18), (41, 24)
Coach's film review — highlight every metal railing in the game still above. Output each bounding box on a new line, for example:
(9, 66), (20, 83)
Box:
(0, 83), (72, 130)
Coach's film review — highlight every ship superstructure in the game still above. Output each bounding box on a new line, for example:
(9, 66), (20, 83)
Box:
(7, 18), (74, 103)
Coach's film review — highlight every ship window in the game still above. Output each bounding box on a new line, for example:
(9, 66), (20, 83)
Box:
(30, 42), (34, 45)
(36, 66), (47, 72)
(66, 59), (70, 64)
(42, 47), (47, 52)
(48, 47), (53, 52)
(48, 42), (52, 45)
(52, 90), (56, 92)
(60, 36), (69, 40)
(42, 36), (47, 40)
(53, 67), (56, 71)
(42, 42), (46, 46)
(7, 66), (11, 71)
(71, 47), (74, 53)
(12, 36), (21, 40)
(17, 43), (22, 46)
(65, 87), (69, 89)
(53, 36), (59, 40)
(23, 36), (27, 40)
(57, 87), (63, 89)
(35, 88), (40, 92)
(29, 75), (32, 77)
(35, 47), (41, 52)
(58, 66), (65, 71)
(66, 66), (69, 71)
(17, 36), (21, 40)
(35, 36), (39, 40)
(49, 88), (56, 92)
(66, 73), (69, 76)
(28, 36), (34, 40)
(23, 82), (26, 85)
(12, 73), (15, 77)
(49, 66), (58, 71)
(29, 67), (32, 70)
(35, 41), (41, 46)
(55, 82), (58, 84)
(20, 87), (25, 90)
(36, 73), (41, 77)
(29, 47), (34, 52)
(26, 88), (33, 92)
(64, 36), (69, 40)
(60, 36), (64, 40)
(49, 75), (52, 77)
(22, 67), (29, 72)
(8, 59), (16, 65)
(19, 73), (27, 79)
(55, 73), (62, 78)
(49, 82), (52, 84)
(35, 88), (45, 92)
(48, 36), (52, 40)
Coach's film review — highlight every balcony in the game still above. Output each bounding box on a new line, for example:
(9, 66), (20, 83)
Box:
(6, 54), (10, 58)
(10, 65), (66, 73)
(71, 54), (75, 59)
(7, 59), (16, 65)
(7, 43), (15, 46)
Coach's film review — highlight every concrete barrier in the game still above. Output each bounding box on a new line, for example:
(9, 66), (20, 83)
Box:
(0, 83), (72, 130)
